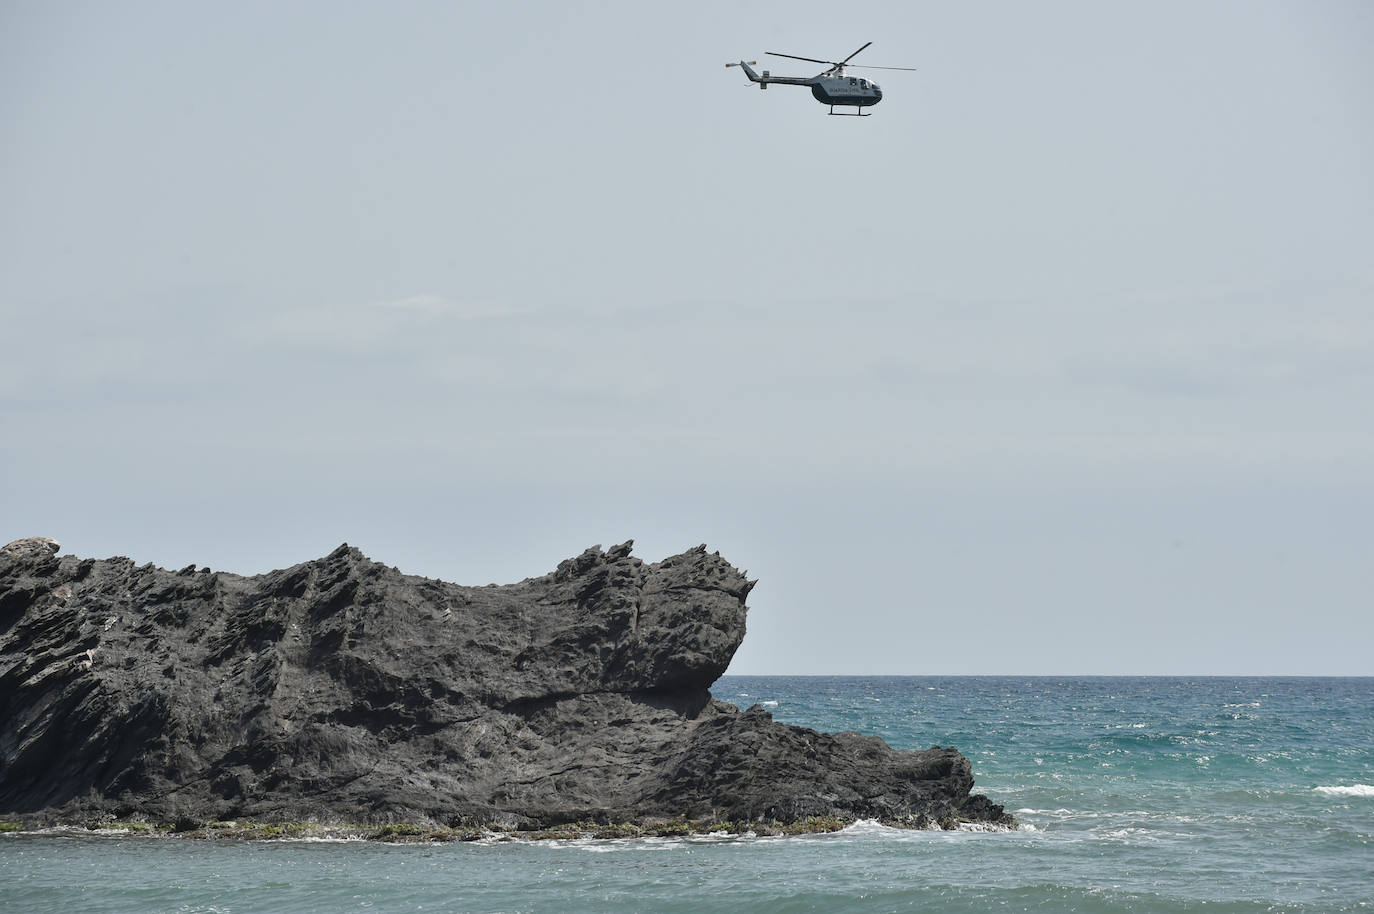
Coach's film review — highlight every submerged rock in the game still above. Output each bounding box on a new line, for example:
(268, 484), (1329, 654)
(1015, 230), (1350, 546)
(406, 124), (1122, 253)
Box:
(0, 539), (1011, 829)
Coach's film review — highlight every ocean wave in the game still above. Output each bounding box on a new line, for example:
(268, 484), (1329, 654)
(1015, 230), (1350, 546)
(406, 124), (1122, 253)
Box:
(566, 836), (697, 853)
(1313, 784), (1374, 797)
(9, 826), (136, 838)
(956, 821), (1021, 833)
(839, 818), (909, 836)
(835, 818), (1024, 837)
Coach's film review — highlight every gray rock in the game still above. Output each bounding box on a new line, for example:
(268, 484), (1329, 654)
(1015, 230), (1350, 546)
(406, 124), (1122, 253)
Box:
(1, 537), (60, 561)
(0, 539), (1010, 828)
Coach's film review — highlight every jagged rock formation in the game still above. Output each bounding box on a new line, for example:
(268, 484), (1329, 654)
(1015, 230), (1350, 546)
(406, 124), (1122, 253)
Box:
(0, 538), (1010, 829)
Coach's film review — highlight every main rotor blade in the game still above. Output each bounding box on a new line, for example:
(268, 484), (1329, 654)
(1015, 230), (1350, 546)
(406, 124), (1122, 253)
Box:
(766, 51), (836, 66)
(840, 41), (873, 65)
(847, 63), (919, 71)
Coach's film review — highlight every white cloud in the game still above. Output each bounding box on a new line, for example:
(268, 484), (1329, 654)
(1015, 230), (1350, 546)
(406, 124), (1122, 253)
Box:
(251, 294), (531, 351)
(374, 294), (528, 321)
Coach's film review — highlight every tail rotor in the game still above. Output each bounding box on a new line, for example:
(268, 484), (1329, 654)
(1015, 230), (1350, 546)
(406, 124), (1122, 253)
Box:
(726, 60), (768, 88)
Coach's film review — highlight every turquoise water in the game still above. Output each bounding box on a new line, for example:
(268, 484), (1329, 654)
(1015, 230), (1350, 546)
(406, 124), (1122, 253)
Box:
(3, 677), (1371, 912)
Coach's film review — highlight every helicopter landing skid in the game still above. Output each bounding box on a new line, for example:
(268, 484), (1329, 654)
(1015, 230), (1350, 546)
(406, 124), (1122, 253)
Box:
(828, 106), (871, 116)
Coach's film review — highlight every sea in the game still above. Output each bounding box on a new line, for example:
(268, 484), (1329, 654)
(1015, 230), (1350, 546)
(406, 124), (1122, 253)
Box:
(2, 676), (1370, 913)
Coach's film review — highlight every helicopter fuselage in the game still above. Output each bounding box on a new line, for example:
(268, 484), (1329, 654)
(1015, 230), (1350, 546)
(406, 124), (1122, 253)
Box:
(810, 74), (882, 108)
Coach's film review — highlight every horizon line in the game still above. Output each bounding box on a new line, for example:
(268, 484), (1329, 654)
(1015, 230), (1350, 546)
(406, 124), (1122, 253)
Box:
(719, 672), (1374, 678)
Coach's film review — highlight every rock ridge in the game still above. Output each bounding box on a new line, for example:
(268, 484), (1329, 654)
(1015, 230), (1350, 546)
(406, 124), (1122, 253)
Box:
(0, 537), (1011, 830)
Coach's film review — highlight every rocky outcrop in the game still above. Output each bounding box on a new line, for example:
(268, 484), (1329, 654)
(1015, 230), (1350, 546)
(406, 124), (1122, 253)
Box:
(0, 538), (1011, 829)
(1, 537), (60, 562)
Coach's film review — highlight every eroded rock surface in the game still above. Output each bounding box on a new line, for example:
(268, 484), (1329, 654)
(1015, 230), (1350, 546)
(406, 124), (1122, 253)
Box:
(0, 539), (1010, 828)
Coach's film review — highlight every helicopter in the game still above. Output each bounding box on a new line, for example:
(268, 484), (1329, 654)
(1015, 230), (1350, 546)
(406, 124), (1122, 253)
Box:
(726, 42), (916, 116)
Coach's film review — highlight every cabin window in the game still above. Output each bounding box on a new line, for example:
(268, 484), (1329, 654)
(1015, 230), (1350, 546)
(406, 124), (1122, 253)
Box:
(849, 77), (857, 86)
(860, 79), (868, 88)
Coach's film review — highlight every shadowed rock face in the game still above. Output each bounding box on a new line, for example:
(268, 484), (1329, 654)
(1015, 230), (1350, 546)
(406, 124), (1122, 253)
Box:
(0, 538), (1010, 828)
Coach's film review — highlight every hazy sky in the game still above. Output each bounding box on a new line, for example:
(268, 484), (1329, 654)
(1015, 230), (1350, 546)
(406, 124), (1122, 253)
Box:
(3, 1), (1371, 674)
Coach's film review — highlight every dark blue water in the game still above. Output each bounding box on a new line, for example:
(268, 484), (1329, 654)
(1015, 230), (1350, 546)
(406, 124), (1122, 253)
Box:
(3, 677), (1371, 912)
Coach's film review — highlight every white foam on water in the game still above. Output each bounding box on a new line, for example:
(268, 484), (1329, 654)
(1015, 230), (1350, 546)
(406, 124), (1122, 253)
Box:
(1102, 827), (1153, 841)
(839, 818), (908, 836)
(836, 818), (1025, 838)
(562, 838), (680, 853)
(758, 700), (779, 707)
(1314, 784), (1374, 797)
(20, 826), (130, 838)
(488, 829), (760, 852)
(956, 821), (1020, 833)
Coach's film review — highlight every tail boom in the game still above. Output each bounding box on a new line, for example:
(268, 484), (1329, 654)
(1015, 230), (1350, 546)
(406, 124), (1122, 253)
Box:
(726, 60), (812, 89)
